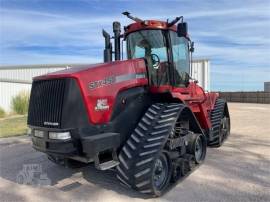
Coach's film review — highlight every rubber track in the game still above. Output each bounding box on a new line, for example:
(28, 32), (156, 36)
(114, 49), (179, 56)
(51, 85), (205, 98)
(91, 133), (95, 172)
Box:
(116, 103), (183, 196)
(208, 99), (225, 146)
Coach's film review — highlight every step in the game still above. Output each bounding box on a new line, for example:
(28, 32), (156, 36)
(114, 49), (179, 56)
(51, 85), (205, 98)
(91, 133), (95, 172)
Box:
(94, 149), (119, 170)
(97, 160), (119, 170)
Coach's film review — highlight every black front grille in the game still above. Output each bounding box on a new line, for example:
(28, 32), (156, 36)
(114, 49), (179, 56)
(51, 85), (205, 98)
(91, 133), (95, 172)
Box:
(28, 79), (66, 128)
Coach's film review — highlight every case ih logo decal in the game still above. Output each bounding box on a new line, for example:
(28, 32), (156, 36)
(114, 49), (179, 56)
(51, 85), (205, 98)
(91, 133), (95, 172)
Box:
(89, 76), (116, 90)
(95, 99), (109, 111)
(88, 73), (145, 90)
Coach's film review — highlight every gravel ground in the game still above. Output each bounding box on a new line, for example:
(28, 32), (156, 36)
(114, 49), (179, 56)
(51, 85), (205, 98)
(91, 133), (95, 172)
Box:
(0, 102), (269, 202)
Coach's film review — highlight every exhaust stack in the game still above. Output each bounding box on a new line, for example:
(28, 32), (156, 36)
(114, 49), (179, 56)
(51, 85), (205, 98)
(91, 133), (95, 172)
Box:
(113, 21), (121, 61)
(102, 30), (112, 62)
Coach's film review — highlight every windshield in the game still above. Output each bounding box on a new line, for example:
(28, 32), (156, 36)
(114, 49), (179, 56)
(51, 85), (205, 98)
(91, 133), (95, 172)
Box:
(127, 30), (170, 86)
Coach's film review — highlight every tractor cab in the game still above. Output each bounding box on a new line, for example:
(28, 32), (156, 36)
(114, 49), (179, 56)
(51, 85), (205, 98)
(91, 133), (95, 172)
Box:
(103, 12), (193, 89)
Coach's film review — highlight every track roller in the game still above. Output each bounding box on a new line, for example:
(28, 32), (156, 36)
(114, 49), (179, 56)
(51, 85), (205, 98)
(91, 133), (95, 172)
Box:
(187, 133), (207, 164)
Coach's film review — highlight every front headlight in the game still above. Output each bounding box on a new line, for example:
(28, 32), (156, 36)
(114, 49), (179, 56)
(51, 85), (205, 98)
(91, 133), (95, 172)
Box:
(34, 130), (44, 138)
(49, 132), (71, 140)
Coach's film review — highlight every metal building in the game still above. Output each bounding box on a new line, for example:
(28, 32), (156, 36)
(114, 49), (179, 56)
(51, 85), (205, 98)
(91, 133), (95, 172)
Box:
(191, 59), (210, 91)
(0, 64), (70, 112)
(0, 59), (210, 112)
(264, 82), (270, 92)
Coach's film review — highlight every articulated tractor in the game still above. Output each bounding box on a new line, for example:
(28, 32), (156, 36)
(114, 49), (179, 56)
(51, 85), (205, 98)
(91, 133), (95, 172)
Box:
(28, 12), (230, 196)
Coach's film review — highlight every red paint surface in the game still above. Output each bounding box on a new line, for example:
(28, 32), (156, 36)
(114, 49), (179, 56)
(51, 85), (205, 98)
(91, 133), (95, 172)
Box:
(124, 20), (189, 38)
(34, 59), (148, 124)
(150, 83), (218, 129)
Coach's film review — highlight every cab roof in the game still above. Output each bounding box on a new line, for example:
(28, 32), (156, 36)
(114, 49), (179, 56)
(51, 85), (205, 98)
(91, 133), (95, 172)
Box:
(124, 20), (177, 36)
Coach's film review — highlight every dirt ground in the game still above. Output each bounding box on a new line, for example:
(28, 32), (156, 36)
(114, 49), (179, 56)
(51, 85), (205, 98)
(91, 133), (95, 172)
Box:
(0, 102), (269, 202)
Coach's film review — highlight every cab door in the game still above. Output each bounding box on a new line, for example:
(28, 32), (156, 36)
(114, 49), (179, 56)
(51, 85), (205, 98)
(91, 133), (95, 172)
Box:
(169, 31), (190, 87)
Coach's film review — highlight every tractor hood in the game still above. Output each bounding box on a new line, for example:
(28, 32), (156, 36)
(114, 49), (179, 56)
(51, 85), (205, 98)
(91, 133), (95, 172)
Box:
(34, 59), (146, 81)
(30, 59), (148, 124)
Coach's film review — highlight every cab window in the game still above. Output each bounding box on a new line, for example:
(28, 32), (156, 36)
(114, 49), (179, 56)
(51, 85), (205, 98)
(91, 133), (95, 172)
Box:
(170, 31), (190, 86)
(127, 30), (170, 86)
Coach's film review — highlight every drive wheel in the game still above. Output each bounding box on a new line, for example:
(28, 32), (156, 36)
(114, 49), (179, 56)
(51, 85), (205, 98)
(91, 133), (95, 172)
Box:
(152, 153), (171, 195)
(219, 115), (230, 143)
(194, 134), (206, 163)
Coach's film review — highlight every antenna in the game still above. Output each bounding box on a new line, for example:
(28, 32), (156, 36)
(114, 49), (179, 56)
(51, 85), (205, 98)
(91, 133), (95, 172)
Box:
(167, 16), (183, 27)
(122, 11), (143, 22)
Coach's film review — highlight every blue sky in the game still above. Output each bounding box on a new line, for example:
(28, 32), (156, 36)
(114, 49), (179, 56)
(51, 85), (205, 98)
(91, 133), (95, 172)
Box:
(0, 0), (269, 91)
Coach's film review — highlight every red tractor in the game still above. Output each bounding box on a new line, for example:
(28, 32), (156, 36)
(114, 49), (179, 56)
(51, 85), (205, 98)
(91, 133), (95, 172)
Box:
(28, 12), (230, 196)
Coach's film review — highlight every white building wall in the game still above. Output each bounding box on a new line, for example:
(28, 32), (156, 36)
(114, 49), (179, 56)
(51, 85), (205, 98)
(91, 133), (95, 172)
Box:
(0, 82), (32, 111)
(191, 59), (210, 91)
(0, 67), (65, 81)
(0, 65), (67, 112)
(264, 82), (270, 92)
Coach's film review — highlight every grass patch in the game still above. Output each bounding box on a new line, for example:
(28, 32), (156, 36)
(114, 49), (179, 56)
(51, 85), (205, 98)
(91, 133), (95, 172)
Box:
(0, 116), (27, 138)
(0, 107), (5, 118)
(11, 91), (30, 115)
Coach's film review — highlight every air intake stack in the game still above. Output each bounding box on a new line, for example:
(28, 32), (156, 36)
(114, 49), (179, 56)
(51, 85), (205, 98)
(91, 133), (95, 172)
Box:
(102, 30), (112, 62)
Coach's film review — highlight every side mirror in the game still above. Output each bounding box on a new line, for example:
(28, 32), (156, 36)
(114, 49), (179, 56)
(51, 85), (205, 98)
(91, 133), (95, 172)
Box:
(177, 22), (188, 37)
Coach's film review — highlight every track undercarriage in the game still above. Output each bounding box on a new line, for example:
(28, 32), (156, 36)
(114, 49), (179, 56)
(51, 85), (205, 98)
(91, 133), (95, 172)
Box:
(116, 103), (207, 196)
